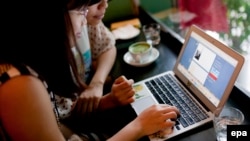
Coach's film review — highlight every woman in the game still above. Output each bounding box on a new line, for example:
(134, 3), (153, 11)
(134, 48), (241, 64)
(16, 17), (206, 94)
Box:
(68, 0), (118, 115)
(82, 0), (117, 112)
(0, 0), (179, 141)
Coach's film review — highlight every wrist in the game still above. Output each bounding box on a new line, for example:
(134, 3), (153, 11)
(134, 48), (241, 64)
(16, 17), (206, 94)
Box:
(108, 120), (144, 141)
(98, 94), (117, 110)
(129, 119), (144, 139)
(89, 81), (104, 88)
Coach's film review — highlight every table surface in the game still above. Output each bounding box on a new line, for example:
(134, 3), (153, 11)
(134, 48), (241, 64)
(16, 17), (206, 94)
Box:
(107, 7), (250, 141)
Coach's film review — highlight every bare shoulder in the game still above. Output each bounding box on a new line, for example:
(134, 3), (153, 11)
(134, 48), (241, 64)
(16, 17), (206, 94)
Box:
(0, 75), (50, 109)
(0, 75), (45, 94)
(0, 74), (65, 141)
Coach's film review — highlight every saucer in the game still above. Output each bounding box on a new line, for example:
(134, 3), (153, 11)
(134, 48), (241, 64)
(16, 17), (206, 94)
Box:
(123, 48), (159, 67)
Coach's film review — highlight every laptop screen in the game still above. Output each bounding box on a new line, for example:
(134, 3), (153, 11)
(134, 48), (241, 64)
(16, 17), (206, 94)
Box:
(175, 31), (239, 108)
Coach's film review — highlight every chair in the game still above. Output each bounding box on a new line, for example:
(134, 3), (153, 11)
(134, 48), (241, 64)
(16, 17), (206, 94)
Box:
(103, 0), (139, 25)
(139, 0), (174, 14)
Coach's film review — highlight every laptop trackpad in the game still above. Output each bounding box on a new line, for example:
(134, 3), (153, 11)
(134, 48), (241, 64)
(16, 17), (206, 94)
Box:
(131, 96), (157, 115)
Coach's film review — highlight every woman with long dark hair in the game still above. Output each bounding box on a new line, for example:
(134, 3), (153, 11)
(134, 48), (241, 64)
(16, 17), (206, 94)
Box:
(0, 0), (179, 140)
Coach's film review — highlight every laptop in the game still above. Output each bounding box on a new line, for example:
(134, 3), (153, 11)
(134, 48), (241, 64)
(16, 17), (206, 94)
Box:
(131, 25), (245, 141)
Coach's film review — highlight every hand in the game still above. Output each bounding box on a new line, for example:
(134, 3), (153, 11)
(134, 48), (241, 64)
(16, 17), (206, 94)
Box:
(73, 83), (103, 117)
(133, 104), (180, 137)
(109, 75), (135, 106)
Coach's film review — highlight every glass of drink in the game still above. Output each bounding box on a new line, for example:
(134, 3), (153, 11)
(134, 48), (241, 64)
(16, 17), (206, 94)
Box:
(142, 23), (161, 46)
(213, 107), (244, 141)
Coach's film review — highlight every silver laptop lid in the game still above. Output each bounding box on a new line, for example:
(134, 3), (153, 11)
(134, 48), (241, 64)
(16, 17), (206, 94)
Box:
(173, 25), (245, 113)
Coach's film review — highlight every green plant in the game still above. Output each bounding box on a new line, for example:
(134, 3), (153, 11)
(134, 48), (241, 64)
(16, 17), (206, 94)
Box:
(221, 0), (250, 54)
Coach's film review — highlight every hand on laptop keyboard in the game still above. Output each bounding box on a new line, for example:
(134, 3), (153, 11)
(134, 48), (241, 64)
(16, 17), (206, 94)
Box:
(134, 104), (179, 136)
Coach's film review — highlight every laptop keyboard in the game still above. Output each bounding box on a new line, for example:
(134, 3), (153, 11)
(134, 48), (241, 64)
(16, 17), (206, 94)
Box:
(145, 73), (209, 129)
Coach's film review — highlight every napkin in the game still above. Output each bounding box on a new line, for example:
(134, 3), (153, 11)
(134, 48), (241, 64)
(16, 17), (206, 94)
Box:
(112, 24), (140, 40)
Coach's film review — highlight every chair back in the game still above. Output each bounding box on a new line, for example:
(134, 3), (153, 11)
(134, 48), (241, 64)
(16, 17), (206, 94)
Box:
(103, 0), (139, 24)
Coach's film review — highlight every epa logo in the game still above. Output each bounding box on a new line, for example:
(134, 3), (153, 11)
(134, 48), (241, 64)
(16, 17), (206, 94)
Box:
(227, 125), (250, 140)
(231, 131), (247, 138)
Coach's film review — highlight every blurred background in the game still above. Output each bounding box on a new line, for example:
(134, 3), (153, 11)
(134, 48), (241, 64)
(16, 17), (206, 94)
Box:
(103, 0), (250, 98)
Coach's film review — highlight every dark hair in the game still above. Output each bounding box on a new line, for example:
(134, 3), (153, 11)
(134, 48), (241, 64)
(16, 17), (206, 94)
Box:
(67, 0), (101, 10)
(0, 0), (95, 97)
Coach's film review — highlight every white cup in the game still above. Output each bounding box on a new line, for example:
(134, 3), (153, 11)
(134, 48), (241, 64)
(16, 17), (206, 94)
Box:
(128, 41), (152, 64)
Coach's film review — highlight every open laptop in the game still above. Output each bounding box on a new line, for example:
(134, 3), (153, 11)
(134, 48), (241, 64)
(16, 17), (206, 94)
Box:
(131, 25), (245, 141)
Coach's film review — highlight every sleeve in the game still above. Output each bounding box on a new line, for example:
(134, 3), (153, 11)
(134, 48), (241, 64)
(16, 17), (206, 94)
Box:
(87, 22), (116, 60)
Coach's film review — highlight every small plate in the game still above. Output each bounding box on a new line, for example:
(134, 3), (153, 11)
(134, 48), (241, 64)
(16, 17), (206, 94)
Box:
(112, 24), (140, 40)
(123, 48), (159, 67)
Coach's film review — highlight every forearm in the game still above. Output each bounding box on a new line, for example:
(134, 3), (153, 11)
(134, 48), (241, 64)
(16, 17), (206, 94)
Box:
(98, 93), (117, 110)
(107, 120), (144, 141)
(90, 47), (116, 85)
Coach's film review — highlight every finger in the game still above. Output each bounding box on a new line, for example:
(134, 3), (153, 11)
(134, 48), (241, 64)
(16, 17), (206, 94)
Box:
(128, 79), (134, 84)
(114, 75), (126, 84)
(94, 98), (100, 109)
(115, 76), (134, 86)
(116, 79), (134, 89)
(121, 96), (135, 105)
(160, 105), (180, 115)
(159, 127), (174, 136)
(125, 89), (136, 99)
(117, 89), (135, 101)
(87, 98), (93, 113)
(158, 104), (175, 109)
(127, 96), (135, 103)
(164, 120), (175, 127)
(162, 121), (176, 133)
(164, 111), (178, 121)
(157, 119), (175, 131)
(81, 98), (89, 115)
